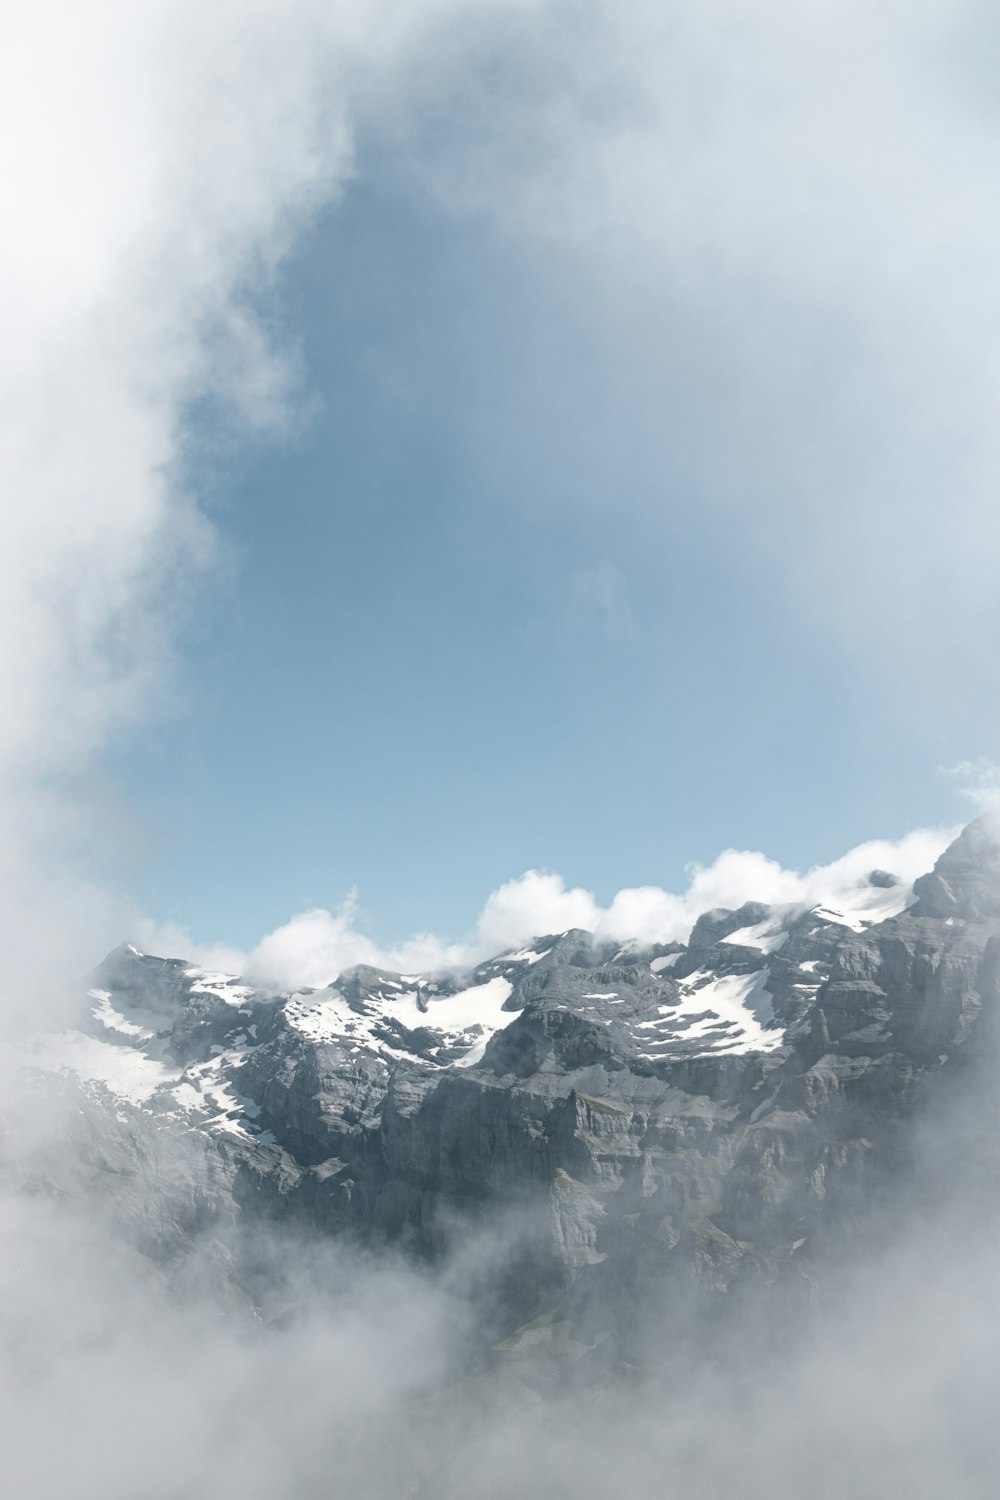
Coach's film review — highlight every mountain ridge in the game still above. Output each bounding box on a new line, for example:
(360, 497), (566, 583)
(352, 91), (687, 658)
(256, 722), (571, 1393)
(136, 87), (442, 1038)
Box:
(13, 818), (1000, 1359)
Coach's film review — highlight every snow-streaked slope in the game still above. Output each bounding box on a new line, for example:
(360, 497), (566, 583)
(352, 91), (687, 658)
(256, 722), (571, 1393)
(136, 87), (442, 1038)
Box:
(807, 881), (912, 932)
(20, 963), (523, 1136)
(24, 1029), (178, 1106)
(185, 968), (255, 1006)
(635, 967), (779, 1058)
(23, 984), (271, 1141)
(18, 856), (930, 1149)
(284, 975), (515, 1065)
(721, 919), (788, 954)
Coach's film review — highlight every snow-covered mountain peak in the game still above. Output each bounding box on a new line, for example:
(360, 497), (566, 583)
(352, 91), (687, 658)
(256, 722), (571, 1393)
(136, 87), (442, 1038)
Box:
(23, 825), (998, 1143)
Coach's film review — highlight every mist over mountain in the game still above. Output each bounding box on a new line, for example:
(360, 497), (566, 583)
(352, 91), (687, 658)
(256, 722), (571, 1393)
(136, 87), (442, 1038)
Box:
(6, 818), (1000, 1496)
(11, 4), (1000, 1496)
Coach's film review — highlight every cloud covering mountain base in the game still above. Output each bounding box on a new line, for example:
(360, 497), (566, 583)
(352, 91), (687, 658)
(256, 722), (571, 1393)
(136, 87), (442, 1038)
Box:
(7, 4), (1000, 1496)
(5, 821), (1000, 1497)
(4, 1047), (1000, 1500)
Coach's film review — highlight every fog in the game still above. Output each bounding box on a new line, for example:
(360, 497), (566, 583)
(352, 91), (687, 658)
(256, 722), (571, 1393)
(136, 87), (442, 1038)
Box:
(6, 862), (1000, 1500)
(6, 3), (1000, 1496)
(4, 1021), (1000, 1499)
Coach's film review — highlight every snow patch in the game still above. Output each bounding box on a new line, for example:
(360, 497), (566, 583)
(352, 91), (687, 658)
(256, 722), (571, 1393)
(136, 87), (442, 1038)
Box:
(635, 967), (780, 1058)
(25, 1031), (178, 1105)
(721, 920), (788, 954)
(184, 969), (254, 1006)
(810, 881), (911, 932)
(284, 976), (518, 1066)
(89, 989), (156, 1040)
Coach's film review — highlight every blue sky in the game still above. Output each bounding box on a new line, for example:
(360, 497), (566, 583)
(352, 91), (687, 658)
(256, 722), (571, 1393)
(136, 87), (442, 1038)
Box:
(7, 2), (1000, 984)
(107, 162), (978, 952)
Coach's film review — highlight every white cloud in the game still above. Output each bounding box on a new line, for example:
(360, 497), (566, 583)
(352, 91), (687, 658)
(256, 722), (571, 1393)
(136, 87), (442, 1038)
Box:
(1, 2), (353, 779)
(242, 897), (466, 993)
(132, 918), (248, 981)
(375, 2), (1000, 698)
(0, 1), (369, 1000)
(473, 870), (601, 956)
(191, 824), (956, 992)
(479, 826), (954, 952)
(943, 760), (1000, 816)
(0, 0), (502, 1000)
(0, 0), (986, 998)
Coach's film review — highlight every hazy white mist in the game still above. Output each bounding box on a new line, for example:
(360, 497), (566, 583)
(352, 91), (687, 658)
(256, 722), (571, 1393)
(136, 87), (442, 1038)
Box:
(5, 5), (1000, 1498)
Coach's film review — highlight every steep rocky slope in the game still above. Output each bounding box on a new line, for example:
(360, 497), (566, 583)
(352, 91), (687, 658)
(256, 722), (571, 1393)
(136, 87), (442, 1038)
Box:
(15, 820), (1000, 1347)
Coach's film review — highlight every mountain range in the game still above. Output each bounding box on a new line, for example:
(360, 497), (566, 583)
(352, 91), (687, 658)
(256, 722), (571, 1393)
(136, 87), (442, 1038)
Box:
(13, 817), (1000, 1374)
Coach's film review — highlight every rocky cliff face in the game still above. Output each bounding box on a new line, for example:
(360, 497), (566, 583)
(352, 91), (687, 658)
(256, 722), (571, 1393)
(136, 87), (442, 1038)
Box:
(15, 820), (1000, 1348)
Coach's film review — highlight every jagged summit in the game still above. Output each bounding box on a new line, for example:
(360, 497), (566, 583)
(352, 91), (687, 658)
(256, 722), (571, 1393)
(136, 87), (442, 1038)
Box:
(910, 814), (1000, 921)
(18, 827), (945, 1154)
(17, 821), (999, 1323)
(60, 831), (948, 1108)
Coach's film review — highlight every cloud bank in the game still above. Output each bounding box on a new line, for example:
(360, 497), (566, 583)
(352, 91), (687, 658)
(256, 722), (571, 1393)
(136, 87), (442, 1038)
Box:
(364, 1), (1000, 710)
(1, 1), (359, 997)
(0, 0), (493, 996)
(135, 824), (954, 991)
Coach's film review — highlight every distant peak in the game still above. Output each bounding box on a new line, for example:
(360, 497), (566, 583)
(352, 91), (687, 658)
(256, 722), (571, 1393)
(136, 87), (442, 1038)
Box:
(910, 817), (1000, 922)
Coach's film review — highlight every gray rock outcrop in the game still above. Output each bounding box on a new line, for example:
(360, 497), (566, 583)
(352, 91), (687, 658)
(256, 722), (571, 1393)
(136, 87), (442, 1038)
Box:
(16, 819), (1000, 1353)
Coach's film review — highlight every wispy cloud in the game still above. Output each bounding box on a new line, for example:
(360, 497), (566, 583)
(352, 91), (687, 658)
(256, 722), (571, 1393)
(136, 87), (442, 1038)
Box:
(0, 2), (370, 997)
(1, 1), (513, 998)
(375, 2), (1000, 705)
(943, 759), (1000, 815)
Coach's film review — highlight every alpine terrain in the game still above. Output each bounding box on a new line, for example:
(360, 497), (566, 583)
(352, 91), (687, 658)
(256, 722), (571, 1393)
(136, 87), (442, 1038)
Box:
(11, 818), (1000, 1378)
